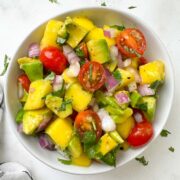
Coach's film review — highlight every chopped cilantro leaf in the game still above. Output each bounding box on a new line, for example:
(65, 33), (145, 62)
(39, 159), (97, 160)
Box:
(101, 2), (107, 6)
(128, 6), (137, 9)
(113, 70), (122, 81)
(75, 47), (85, 57)
(59, 99), (72, 111)
(160, 129), (171, 137)
(110, 25), (126, 31)
(0, 54), (10, 76)
(82, 131), (96, 146)
(58, 158), (72, 165)
(169, 146), (175, 152)
(79, 59), (86, 66)
(49, 0), (58, 3)
(136, 103), (148, 111)
(150, 80), (162, 91)
(135, 156), (148, 166)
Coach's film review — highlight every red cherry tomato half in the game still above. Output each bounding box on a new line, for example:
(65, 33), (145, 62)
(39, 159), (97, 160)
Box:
(18, 74), (31, 92)
(139, 57), (148, 65)
(78, 61), (106, 92)
(127, 121), (153, 147)
(40, 47), (67, 74)
(74, 110), (102, 140)
(116, 28), (146, 58)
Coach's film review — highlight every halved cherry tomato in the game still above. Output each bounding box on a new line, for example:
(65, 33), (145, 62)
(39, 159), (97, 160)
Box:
(78, 61), (106, 92)
(116, 28), (146, 58)
(40, 47), (67, 74)
(18, 74), (31, 92)
(79, 42), (89, 58)
(75, 110), (102, 140)
(127, 121), (153, 147)
(139, 56), (148, 65)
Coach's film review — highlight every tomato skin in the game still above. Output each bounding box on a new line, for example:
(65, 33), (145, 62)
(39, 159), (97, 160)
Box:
(18, 74), (31, 92)
(75, 110), (102, 140)
(78, 61), (106, 92)
(139, 57), (148, 65)
(116, 28), (146, 58)
(127, 122), (153, 147)
(40, 47), (67, 75)
(79, 42), (89, 58)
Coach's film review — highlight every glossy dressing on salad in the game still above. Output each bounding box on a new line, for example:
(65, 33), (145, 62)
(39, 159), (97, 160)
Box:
(16, 16), (165, 167)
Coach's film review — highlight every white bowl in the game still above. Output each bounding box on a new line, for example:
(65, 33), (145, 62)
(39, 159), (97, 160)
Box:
(5, 7), (174, 175)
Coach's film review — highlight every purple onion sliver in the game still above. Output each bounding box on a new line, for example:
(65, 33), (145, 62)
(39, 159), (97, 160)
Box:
(28, 43), (40, 58)
(117, 53), (124, 68)
(103, 30), (111, 38)
(39, 134), (55, 151)
(134, 112), (143, 123)
(36, 117), (52, 133)
(17, 123), (23, 133)
(115, 92), (130, 105)
(138, 84), (155, 96)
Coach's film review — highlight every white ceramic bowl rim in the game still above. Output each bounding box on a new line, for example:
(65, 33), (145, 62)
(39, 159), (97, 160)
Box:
(5, 6), (174, 175)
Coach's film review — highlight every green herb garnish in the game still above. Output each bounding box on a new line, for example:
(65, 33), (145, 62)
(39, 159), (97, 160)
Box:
(82, 131), (96, 146)
(58, 158), (72, 165)
(135, 156), (148, 166)
(128, 6), (137, 9)
(160, 129), (171, 137)
(169, 146), (175, 152)
(89, 64), (93, 82)
(0, 54), (10, 76)
(110, 25), (126, 31)
(136, 103), (148, 111)
(113, 70), (122, 81)
(49, 0), (58, 3)
(75, 48), (85, 57)
(79, 59), (86, 66)
(150, 80), (162, 91)
(101, 2), (107, 6)
(45, 72), (55, 81)
(59, 99), (72, 111)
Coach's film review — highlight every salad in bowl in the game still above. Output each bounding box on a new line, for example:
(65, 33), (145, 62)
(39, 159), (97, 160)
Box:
(15, 15), (165, 167)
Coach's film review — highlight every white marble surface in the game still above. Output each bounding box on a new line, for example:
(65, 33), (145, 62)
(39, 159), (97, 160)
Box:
(0, 0), (180, 179)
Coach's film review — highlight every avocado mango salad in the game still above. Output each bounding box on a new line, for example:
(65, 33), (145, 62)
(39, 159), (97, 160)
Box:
(16, 16), (165, 167)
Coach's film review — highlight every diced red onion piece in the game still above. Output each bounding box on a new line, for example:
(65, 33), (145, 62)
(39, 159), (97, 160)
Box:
(28, 43), (40, 58)
(66, 61), (80, 77)
(36, 116), (52, 132)
(105, 69), (119, 92)
(123, 59), (132, 67)
(17, 123), (23, 133)
(110, 46), (119, 61)
(53, 75), (63, 91)
(103, 29), (117, 38)
(39, 134), (55, 151)
(63, 45), (80, 64)
(18, 83), (24, 99)
(138, 84), (155, 96)
(115, 92), (130, 105)
(134, 112), (143, 123)
(117, 53), (124, 68)
(97, 108), (116, 132)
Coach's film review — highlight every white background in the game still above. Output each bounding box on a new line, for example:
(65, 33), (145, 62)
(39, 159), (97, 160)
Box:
(0, 0), (180, 179)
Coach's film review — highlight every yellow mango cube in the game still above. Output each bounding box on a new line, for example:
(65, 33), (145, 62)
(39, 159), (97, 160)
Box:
(24, 80), (52, 110)
(62, 69), (77, 84)
(139, 60), (165, 84)
(65, 83), (92, 112)
(40, 20), (63, 49)
(73, 16), (95, 31)
(46, 118), (73, 150)
(98, 133), (118, 156)
(116, 116), (135, 139)
(85, 27), (115, 47)
(72, 153), (92, 167)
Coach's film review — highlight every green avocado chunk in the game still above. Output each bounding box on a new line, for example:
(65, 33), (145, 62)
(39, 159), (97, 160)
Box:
(141, 96), (156, 122)
(68, 135), (83, 158)
(87, 39), (110, 64)
(130, 91), (142, 108)
(58, 17), (88, 48)
(20, 60), (43, 82)
(45, 94), (72, 119)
